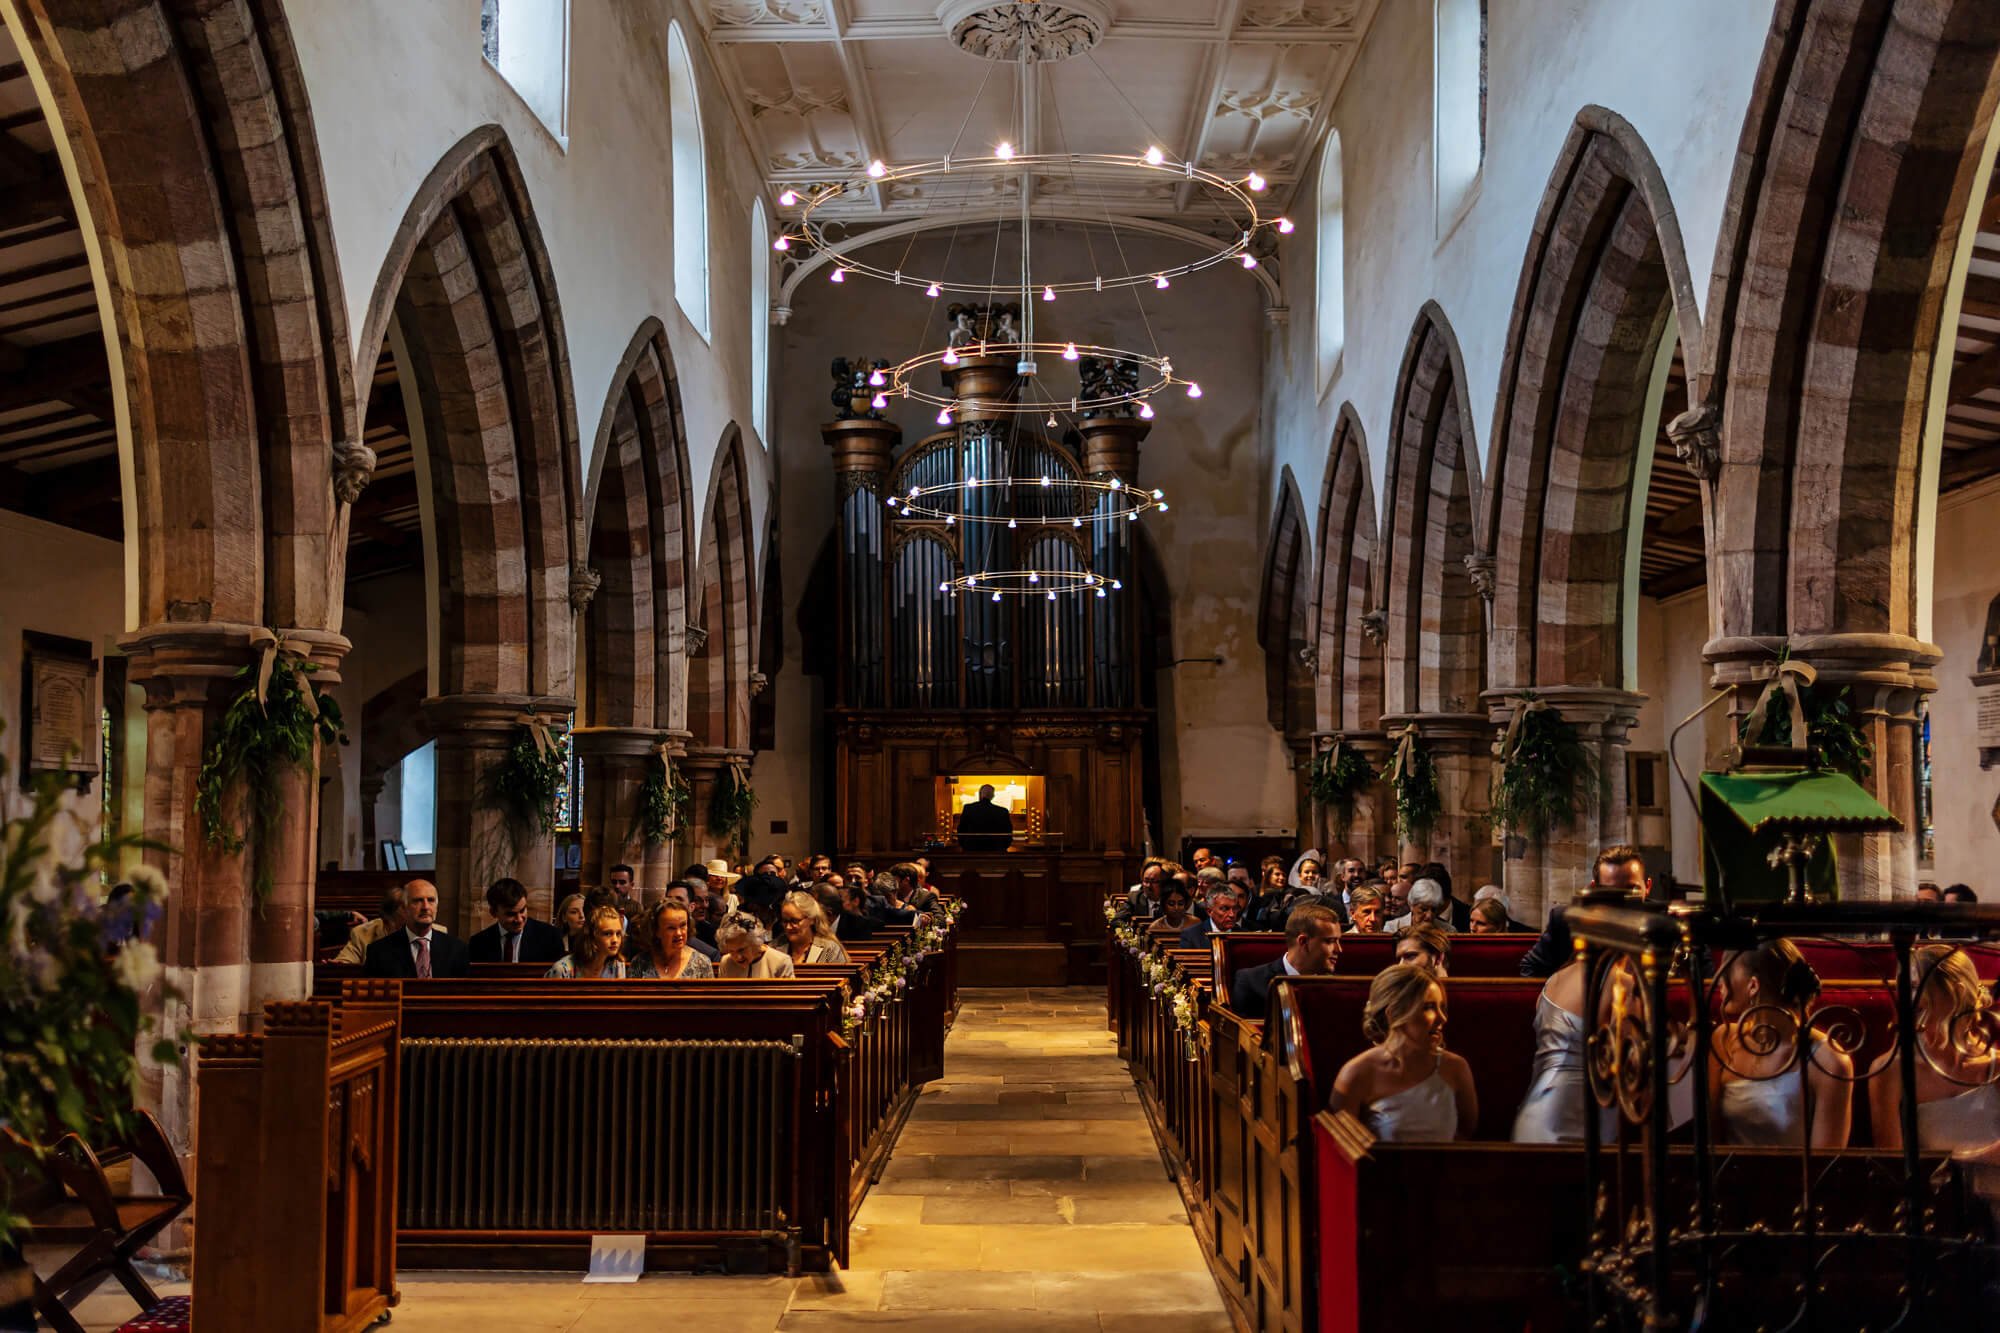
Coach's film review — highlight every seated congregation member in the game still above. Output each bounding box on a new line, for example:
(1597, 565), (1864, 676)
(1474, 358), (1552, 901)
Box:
(1346, 885), (1385, 934)
(1330, 963), (1479, 1142)
(663, 883), (721, 960)
(736, 869), (791, 930)
(605, 862), (645, 919)
(1423, 861), (1471, 931)
(1120, 858), (1167, 921)
(1180, 886), (1244, 947)
(555, 892), (587, 940)
(1146, 882), (1198, 941)
(1518, 845), (1651, 978)
(627, 902), (713, 979)
(363, 880), (469, 978)
(469, 878), (567, 964)
(781, 891), (851, 965)
(1513, 951), (1593, 1143)
(335, 884), (407, 964)
(717, 915), (796, 978)
(1229, 904), (1342, 1020)
(893, 861), (940, 912)
(1867, 945), (2000, 1151)
(832, 883), (881, 942)
(546, 905), (629, 978)
(1469, 897), (1510, 934)
(1386, 878), (1455, 934)
(1711, 939), (1852, 1148)
(1475, 884), (1532, 932)
(1395, 923), (1453, 976)
(867, 871), (919, 925)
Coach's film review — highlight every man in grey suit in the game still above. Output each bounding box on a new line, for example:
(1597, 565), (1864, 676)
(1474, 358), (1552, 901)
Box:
(1229, 903), (1342, 1020)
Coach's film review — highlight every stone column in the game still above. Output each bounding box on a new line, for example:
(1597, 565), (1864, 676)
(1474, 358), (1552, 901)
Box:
(1379, 712), (1497, 896)
(424, 693), (573, 931)
(119, 621), (349, 1182)
(1708, 634), (1939, 902)
(823, 415), (900, 708)
(358, 772), (386, 868)
(574, 725), (688, 901)
(1321, 730), (1396, 867)
(1484, 686), (1644, 924)
(683, 745), (754, 865)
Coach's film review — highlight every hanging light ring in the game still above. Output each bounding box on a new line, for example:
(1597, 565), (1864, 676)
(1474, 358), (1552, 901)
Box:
(890, 473), (1166, 526)
(891, 341), (1177, 414)
(941, 568), (1119, 599)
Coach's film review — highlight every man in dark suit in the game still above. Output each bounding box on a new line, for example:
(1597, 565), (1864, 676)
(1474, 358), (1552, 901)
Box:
(363, 879), (470, 978)
(827, 883), (880, 942)
(1229, 903), (1341, 1020)
(1179, 885), (1245, 948)
(467, 878), (566, 965)
(955, 784), (1014, 852)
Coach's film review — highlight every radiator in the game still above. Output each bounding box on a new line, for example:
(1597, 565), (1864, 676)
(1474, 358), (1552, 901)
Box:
(399, 1037), (800, 1233)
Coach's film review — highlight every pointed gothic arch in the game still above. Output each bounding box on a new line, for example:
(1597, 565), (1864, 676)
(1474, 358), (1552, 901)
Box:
(1313, 405), (1383, 735)
(691, 425), (756, 753)
(1258, 469), (1315, 743)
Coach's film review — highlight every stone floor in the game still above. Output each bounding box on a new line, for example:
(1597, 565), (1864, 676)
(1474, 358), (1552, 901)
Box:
(62, 987), (1227, 1332)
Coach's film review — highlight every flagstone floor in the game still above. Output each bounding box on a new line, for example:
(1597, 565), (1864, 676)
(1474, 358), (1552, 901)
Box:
(65, 987), (1227, 1332)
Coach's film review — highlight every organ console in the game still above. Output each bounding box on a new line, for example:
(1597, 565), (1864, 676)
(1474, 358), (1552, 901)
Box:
(821, 306), (1157, 984)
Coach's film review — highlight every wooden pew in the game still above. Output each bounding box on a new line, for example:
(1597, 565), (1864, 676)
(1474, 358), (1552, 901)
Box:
(195, 982), (401, 1332)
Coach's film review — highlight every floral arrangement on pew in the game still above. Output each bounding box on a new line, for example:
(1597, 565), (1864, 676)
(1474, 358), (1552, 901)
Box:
(1385, 724), (1441, 848)
(1, 739), (180, 1255)
(636, 752), (691, 846)
(1489, 694), (1596, 846)
(195, 634), (345, 904)
(838, 902), (966, 1041)
(1140, 952), (1203, 1057)
(1307, 738), (1375, 840)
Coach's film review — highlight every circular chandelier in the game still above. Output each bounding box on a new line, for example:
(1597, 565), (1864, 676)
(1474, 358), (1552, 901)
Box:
(939, 568), (1123, 601)
(778, 150), (1290, 299)
(869, 341), (1195, 419)
(888, 472), (1169, 526)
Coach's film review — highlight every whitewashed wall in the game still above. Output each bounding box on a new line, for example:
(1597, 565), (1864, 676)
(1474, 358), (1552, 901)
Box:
(1926, 480), (2000, 889)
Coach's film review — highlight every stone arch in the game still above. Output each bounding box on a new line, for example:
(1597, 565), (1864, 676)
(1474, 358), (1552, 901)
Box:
(355, 125), (583, 699)
(1313, 405), (1383, 735)
(1698, 0), (2000, 646)
(1258, 468), (1315, 744)
(1379, 303), (1485, 718)
(1484, 107), (1706, 691)
(16, 0), (359, 631)
(582, 319), (697, 734)
(690, 425), (755, 753)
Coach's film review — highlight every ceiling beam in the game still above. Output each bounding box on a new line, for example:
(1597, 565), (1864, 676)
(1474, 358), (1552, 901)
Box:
(1651, 494), (1705, 539)
(0, 332), (108, 414)
(1941, 440), (2000, 492)
(706, 17), (1361, 44)
(1174, 0), (1244, 211)
(0, 171), (70, 233)
(1641, 563), (1708, 599)
(823, 0), (890, 212)
(1948, 341), (2000, 406)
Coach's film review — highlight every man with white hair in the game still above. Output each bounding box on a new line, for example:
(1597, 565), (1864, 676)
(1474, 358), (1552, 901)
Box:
(1384, 877), (1456, 934)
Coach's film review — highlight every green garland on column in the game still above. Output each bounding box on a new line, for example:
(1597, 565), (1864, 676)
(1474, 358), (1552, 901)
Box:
(482, 723), (568, 843)
(1490, 695), (1596, 846)
(1307, 740), (1376, 840)
(1385, 727), (1440, 847)
(709, 762), (758, 856)
(637, 754), (692, 846)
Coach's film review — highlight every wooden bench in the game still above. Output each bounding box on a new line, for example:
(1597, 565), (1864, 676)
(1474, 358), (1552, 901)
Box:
(194, 982), (401, 1332)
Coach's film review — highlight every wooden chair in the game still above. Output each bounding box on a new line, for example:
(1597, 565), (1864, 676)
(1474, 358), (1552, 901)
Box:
(25, 1115), (189, 1332)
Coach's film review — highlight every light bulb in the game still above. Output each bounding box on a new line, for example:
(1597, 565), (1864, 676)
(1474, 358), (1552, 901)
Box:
(966, 477), (978, 489)
(1109, 477), (1123, 490)
(868, 159), (887, 178)
(1138, 401), (1155, 420)
(943, 347), (960, 366)
(937, 407), (953, 425)
(871, 392), (887, 410)
(938, 581), (949, 592)
(945, 513), (956, 525)
(1028, 572), (1040, 583)
(1151, 488), (1164, 500)
(1241, 254), (1258, 269)
(778, 189), (799, 206)
(1062, 342), (1079, 361)
(868, 369), (886, 386)
(1112, 579), (1123, 590)
(1127, 510), (1138, 521)
(1040, 475), (1052, 487)
(830, 268), (846, 283)
(1072, 516), (1083, 528)
(908, 486), (920, 499)
(1277, 216), (1295, 235)
(773, 235), (791, 251)
(1186, 382), (1202, 399)
(886, 495), (898, 508)
(925, 281), (941, 298)
(1008, 517), (1018, 529)
(996, 141), (1014, 160)
(1155, 274), (1170, 290)
(1096, 587), (1107, 598)
(1047, 590), (1057, 602)
(992, 591), (1003, 602)
(1046, 413), (1058, 428)
(1144, 146), (1165, 166)
(1042, 285), (1055, 302)
(1247, 171), (1267, 191)
(1158, 502), (1169, 512)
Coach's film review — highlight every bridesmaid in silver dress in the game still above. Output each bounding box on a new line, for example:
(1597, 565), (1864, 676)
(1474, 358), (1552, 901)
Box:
(1709, 939), (1853, 1149)
(1512, 955), (1591, 1143)
(1329, 963), (1479, 1142)
(1866, 944), (2000, 1151)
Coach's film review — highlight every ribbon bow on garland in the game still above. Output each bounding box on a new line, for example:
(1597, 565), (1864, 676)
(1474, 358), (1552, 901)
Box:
(1489, 693), (1593, 845)
(709, 759), (759, 852)
(1739, 659), (1815, 754)
(248, 627), (320, 720)
(1734, 657), (1872, 779)
(1385, 724), (1440, 847)
(1492, 695), (1549, 765)
(637, 742), (691, 845)
(481, 716), (569, 842)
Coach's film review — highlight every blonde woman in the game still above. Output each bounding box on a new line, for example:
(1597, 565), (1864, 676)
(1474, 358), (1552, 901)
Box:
(780, 891), (850, 966)
(627, 902), (713, 979)
(546, 904), (628, 979)
(555, 892), (586, 939)
(1329, 963), (1478, 1142)
(1866, 944), (1999, 1150)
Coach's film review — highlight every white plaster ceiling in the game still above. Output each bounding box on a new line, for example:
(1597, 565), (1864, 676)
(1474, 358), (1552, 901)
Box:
(699, 1), (1380, 258)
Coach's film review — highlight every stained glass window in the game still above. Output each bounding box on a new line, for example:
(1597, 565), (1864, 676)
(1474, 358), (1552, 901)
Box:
(1918, 702), (1935, 865)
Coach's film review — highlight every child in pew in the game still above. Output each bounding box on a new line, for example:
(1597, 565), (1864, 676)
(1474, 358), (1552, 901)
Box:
(1329, 963), (1479, 1142)
(1711, 939), (1853, 1149)
(546, 905), (630, 978)
(1866, 944), (2000, 1151)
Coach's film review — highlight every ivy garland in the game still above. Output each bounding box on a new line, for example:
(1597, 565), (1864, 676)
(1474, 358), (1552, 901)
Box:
(637, 755), (692, 846)
(195, 660), (345, 903)
(709, 763), (758, 856)
(481, 725), (569, 844)
(1386, 731), (1441, 847)
(1307, 741), (1375, 839)
(1490, 697), (1597, 846)
(1737, 657), (1875, 781)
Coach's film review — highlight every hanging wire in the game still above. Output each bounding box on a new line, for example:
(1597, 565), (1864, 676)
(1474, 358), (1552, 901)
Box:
(1045, 69), (1164, 360)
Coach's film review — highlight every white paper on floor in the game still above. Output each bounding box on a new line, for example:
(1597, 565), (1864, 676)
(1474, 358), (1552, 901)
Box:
(583, 1233), (645, 1282)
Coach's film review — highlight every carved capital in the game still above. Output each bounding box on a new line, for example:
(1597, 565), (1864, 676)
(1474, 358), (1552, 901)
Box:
(1296, 643), (1318, 669)
(681, 625), (710, 657)
(568, 565), (602, 616)
(1360, 610), (1387, 646)
(750, 670), (769, 697)
(1666, 402), (1721, 483)
(1463, 552), (1496, 602)
(332, 439), (377, 506)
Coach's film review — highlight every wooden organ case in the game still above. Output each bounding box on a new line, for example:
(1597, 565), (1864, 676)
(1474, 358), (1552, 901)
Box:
(822, 313), (1154, 983)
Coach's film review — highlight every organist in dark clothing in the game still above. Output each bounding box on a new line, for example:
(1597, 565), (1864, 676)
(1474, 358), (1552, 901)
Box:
(955, 784), (1014, 852)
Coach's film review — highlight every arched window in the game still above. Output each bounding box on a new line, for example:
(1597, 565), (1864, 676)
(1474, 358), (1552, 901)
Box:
(480, 0), (570, 143)
(1433, 0), (1486, 234)
(1315, 130), (1345, 392)
(667, 20), (710, 340)
(750, 198), (771, 441)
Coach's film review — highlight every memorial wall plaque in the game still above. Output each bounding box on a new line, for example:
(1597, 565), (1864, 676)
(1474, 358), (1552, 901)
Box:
(21, 631), (99, 782)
